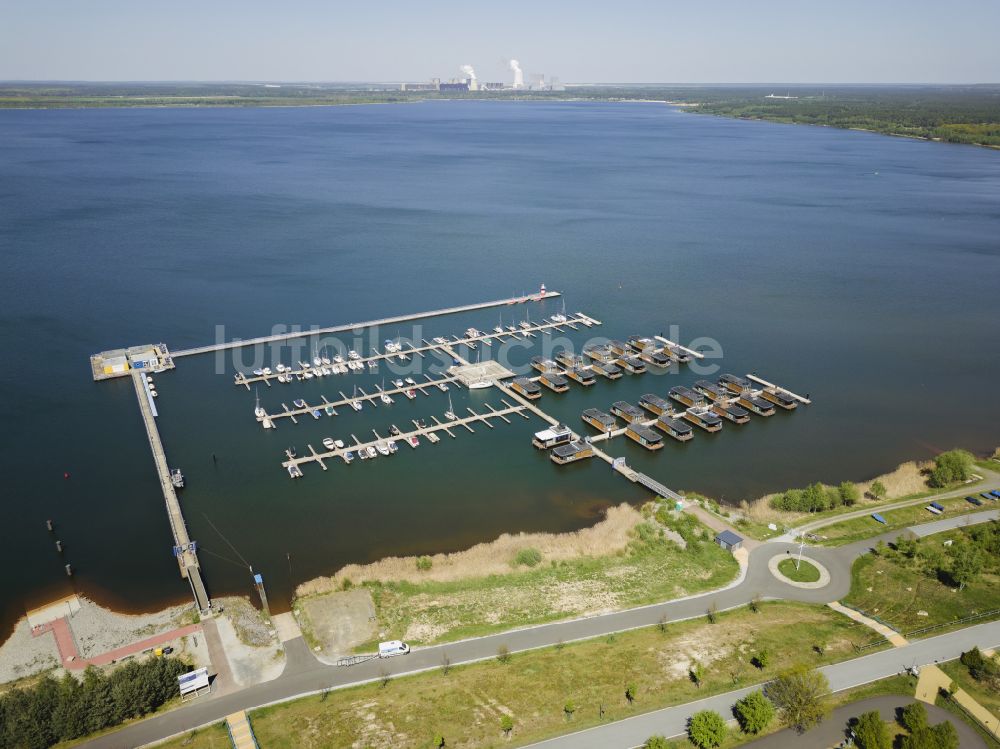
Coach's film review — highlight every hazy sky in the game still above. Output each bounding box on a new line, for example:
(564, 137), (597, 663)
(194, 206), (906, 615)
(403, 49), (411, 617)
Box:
(2, 0), (998, 83)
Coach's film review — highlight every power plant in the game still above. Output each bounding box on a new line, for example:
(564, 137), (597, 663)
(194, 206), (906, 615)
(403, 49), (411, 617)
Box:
(400, 60), (563, 93)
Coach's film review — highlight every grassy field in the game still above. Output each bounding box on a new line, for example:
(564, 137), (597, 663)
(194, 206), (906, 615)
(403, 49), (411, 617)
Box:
(939, 658), (1000, 717)
(843, 532), (1000, 635)
(299, 514), (739, 650)
(156, 602), (878, 749)
(815, 494), (992, 546)
(777, 558), (821, 583)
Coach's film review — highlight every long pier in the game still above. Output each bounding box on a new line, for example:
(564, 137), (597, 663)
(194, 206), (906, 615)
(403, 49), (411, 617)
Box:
(282, 400), (529, 473)
(232, 312), (598, 389)
(130, 372), (210, 613)
(173, 291), (564, 359)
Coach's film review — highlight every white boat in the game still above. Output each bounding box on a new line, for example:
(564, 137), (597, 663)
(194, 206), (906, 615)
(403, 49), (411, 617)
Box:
(358, 448), (368, 461)
(262, 417), (274, 429)
(468, 380), (492, 389)
(287, 465), (303, 478)
(334, 439), (345, 449)
(303, 371), (314, 379)
(376, 442), (390, 456)
(348, 350), (360, 360)
(405, 389), (416, 399)
(366, 446), (378, 459)
(351, 387), (363, 411)
(293, 399), (306, 408)
(312, 356), (322, 367)
(367, 360), (378, 370)
(404, 377), (416, 386)
(551, 298), (568, 324)
(321, 355), (331, 366)
(426, 432), (440, 443)
(408, 435), (420, 448)
(387, 440), (398, 454)
(393, 379), (404, 388)
(437, 381), (449, 392)
(398, 352), (410, 361)
(322, 437), (336, 450)
(263, 367), (272, 376)
(254, 389), (266, 419)
(381, 392), (393, 405)
(253, 368), (264, 376)
(343, 451), (355, 464)
(445, 394), (457, 421)
(333, 355), (344, 364)
(149, 389), (158, 398)
(276, 364), (286, 373)
(433, 336), (448, 345)
(323, 367), (332, 376)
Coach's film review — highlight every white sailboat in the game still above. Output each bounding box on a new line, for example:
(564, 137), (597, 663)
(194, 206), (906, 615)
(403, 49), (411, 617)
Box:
(551, 298), (567, 324)
(254, 388), (266, 419)
(445, 393), (457, 421)
(350, 385), (363, 411)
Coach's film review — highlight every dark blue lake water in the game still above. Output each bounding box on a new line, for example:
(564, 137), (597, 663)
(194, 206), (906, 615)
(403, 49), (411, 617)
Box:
(1, 101), (998, 634)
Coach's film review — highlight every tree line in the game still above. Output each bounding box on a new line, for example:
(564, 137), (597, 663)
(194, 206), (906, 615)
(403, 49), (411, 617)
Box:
(0, 658), (188, 749)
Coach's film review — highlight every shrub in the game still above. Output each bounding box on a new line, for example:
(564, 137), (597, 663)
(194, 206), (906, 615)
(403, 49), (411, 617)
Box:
(563, 700), (576, 719)
(496, 645), (511, 664)
(416, 555), (433, 571)
(853, 710), (891, 749)
(752, 649), (770, 670)
(869, 479), (887, 500)
(644, 736), (670, 749)
(838, 482), (860, 506)
(499, 714), (514, 736)
(688, 710), (727, 748)
(514, 547), (543, 567)
(625, 683), (637, 704)
(928, 449), (974, 488)
(733, 690), (774, 734)
(899, 702), (928, 733)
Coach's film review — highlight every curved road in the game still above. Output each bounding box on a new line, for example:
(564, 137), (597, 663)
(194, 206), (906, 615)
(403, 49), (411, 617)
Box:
(81, 510), (998, 748)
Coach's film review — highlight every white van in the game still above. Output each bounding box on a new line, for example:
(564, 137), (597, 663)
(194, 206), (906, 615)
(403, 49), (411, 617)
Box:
(378, 640), (410, 658)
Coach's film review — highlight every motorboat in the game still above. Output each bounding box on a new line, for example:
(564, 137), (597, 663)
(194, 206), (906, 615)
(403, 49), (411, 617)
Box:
(376, 443), (390, 456)
(408, 435), (419, 448)
(426, 432), (440, 443)
(287, 465), (303, 478)
(334, 439), (345, 449)
(366, 446), (378, 459)
(170, 468), (184, 488)
(322, 437), (336, 450)
(302, 371), (314, 379)
(285, 447), (297, 459)
(149, 389), (158, 398)
(404, 377), (417, 386)
(389, 424), (401, 436)
(405, 389), (416, 399)
(321, 356), (332, 366)
(468, 380), (492, 390)
(252, 368), (264, 377)
(293, 399), (307, 408)
(348, 350), (360, 360)
(387, 440), (398, 454)
(393, 379), (404, 388)
(437, 381), (449, 392)
(343, 451), (355, 464)
(325, 405), (337, 416)
(333, 355), (344, 364)
(445, 394), (457, 421)
(262, 367), (272, 376)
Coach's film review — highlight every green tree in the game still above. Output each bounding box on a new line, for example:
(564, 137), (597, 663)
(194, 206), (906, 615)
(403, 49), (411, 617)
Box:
(733, 690), (774, 734)
(838, 482), (860, 506)
(690, 660), (704, 688)
(432, 733), (445, 747)
(853, 710), (891, 749)
(899, 702), (928, 733)
(928, 449), (974, 488)
(564, 700), (576, 719)
(950, 545), (985, 590)
(644, 736), (670, 749)
(688, 710), (727, 748)
(869, 480), (887, 500)
(500, 714), (514, 737)
(766, 666), (831, 732)
(753, 649), (770, 670)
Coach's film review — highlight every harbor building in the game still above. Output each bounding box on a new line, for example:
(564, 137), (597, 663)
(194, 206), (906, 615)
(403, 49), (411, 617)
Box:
(533, 423), (573, 449)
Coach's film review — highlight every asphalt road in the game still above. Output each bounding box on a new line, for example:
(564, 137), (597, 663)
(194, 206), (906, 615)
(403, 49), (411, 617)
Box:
(743, 694), (988, 749)
(80, 509), (1000, 748)
(522, 620), (1000, 749)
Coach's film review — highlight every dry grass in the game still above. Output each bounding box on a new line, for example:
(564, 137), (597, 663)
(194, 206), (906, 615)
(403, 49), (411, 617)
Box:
(296, 504), (644, 597)
(741, 459), (930, 527)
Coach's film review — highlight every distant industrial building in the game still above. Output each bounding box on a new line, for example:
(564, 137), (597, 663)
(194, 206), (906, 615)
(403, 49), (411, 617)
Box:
(400, 62), (563, 93)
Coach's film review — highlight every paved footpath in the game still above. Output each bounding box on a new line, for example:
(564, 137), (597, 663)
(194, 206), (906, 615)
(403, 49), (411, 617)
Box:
(79, 509), (1000, 748)
(32, 618), (202, 671)
(522, 621), (1000, 749)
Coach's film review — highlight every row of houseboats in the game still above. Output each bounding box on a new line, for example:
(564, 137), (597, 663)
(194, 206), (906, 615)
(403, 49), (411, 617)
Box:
(531, 373), (802, 464)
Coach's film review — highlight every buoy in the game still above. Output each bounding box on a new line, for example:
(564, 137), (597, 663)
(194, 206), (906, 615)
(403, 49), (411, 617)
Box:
(65, 564), (73, 576)
(46, 519), (54, 532)
(63, 472), (70, 480)
(55, 540), (63, 553)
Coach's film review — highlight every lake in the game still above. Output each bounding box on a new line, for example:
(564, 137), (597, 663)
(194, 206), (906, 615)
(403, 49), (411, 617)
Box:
(1, 100), (998, 636)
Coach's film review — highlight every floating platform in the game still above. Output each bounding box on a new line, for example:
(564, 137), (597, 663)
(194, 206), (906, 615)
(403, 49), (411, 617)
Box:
(639, 393), (673, 416)
(625, 423), (664, 450)
(759, 388), (798, 410)
(693, 380), (729, 402)
(711, 402), (750, 424)
(511, 377), (542, 400)
(564, 367), (596, 386)
(450, 360), (513, 388)
(583, 344), (617, 364)
(669, 386), (703, 408)
(539, 372), (570, 393)
(655, 416), (694, 441)
(640, 349), (672, 368)
(683, 408), (724, 432)
(738, 394), (776, 416)
(582, 408), (617, 433)
(593, 362), (623, 379)
(611, 401), (646, 423)
(718, 374), (752, 395)
(531, 356), (558, 373)
(551, 440), (594, 464)
(618, 356), (646, 374)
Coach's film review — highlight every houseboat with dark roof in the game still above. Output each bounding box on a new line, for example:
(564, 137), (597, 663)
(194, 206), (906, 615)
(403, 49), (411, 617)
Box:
(682, 407), (723, 432)
(593, 362), (623, 379)
(628, 335), (657, 352)
(639, 349), (672, 368)
(532, 423), (573, 449)
(582, 408), (617, 433)
(583, 344), (617, 364)
(611, 401), (646, 423)
(662, 343), (693, 363)
(639, 393), (673, 416)
(711, 402), (750, 424)
(555, 351), (587, 369)
(608, 339), (631, 356)
(617, 356), (646, 374)
(655, 415), (694, 441)
(539, 372), (570, 393)
(718, 373), (752, 395)
(760, 388), (798, 410)
(531, 356), (558, 373)
(510, 377), (542, 400)
(669, 386), (703, 408)
(564, 367), (596, 386)
(693, 379), (728, 402)
(738, 393), (775, 416)
(551, 440), (594, 464)
(625, 423), (664, 450)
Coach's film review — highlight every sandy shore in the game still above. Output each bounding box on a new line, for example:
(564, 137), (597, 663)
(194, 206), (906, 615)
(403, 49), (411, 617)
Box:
(296, 503), (644, 597)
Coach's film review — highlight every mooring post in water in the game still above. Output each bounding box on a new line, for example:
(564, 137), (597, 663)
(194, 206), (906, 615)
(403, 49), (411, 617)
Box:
(55, 540), (63, 553)
(64, 564), (73, 577)
(46, 519), (53, 532)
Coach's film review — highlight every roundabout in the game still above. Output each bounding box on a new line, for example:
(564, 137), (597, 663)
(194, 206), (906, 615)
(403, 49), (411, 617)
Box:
(768, 553), (831, 589)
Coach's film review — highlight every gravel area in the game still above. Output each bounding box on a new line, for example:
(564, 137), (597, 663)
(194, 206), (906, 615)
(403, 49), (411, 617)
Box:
(0, 597), (195, 686)
(215, 596), (275, 647)
(214, 615), (284, 687)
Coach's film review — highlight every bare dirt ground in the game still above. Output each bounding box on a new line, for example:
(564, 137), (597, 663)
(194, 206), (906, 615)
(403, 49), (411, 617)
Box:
(296, 588), (377, 657)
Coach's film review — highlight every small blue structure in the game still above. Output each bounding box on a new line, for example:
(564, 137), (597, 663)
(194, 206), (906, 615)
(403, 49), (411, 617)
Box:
(253, 573), (263, 585)
(871, 513), (887, 525)
(714, 530), (743, 551)
(930, 501), (945, 511)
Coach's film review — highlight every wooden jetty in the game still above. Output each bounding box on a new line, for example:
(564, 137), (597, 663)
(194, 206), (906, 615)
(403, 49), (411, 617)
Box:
(130, 371), (210, 613)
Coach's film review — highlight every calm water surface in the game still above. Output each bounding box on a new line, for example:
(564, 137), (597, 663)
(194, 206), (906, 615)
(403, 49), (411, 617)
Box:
(1, 101), (998, 636)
